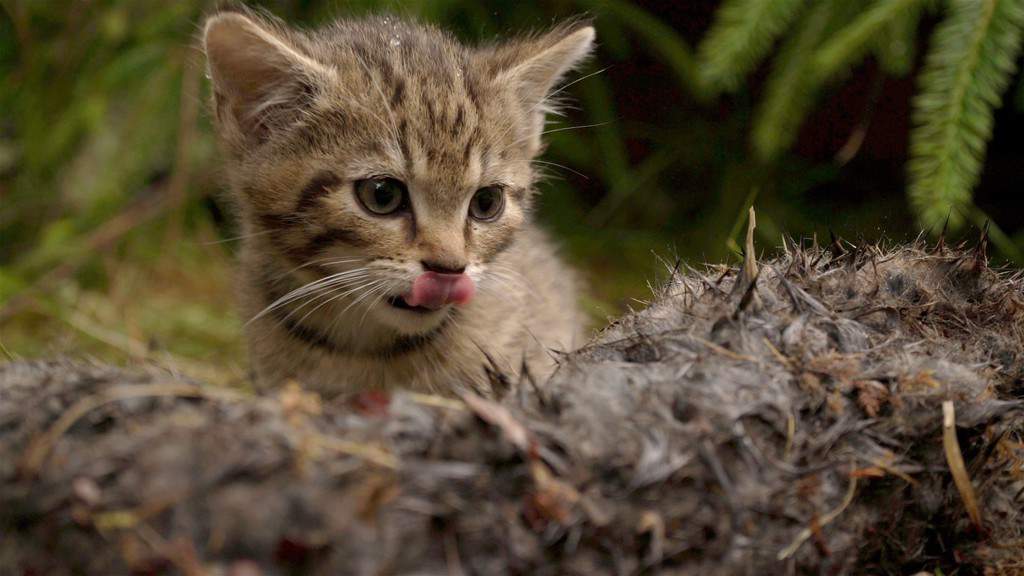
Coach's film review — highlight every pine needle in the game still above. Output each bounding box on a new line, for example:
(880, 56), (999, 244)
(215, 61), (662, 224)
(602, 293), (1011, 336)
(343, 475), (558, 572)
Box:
(909, 0), (1024, 231)
(696, 0), (807, 95)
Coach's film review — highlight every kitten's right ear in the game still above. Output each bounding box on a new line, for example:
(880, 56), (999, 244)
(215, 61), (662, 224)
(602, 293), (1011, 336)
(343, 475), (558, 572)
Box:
(203, 12), (329, 148)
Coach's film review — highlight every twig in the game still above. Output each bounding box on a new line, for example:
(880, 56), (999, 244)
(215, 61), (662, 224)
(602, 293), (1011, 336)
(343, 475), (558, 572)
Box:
(777, 472), (858, 560)
(690, 336), (759, 364)
(315, 436), (400, 470)
(407, 392), (466, 411)
(942, 400), (983, 530)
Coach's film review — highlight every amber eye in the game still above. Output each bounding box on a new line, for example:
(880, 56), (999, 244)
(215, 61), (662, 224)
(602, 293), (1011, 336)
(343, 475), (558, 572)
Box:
(355, 178), (406, 215)
(469, 186), (505, 221)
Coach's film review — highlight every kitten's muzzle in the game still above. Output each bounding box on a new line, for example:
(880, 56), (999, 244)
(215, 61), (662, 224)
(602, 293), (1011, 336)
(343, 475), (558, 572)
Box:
(400, 272), (475, 311)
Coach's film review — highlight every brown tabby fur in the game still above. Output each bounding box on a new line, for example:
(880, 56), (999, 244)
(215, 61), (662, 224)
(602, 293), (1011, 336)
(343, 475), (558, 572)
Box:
(203, 8), (593, 394)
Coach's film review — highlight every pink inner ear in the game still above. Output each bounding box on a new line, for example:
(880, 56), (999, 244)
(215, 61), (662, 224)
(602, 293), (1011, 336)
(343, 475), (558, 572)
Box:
(403, 273), (476, 310)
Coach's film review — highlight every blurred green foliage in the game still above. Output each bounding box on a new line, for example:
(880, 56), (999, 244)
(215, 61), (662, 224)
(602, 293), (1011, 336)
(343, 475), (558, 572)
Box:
(1, 0), (1022, 379)
(698, 0), (1024, 257)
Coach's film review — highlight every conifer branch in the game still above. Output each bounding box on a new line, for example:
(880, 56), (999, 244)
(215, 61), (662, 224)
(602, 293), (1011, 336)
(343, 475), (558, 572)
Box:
(873, 0), (933, 76)
(909, 0), (1024, 230)
(814, 0), (925, 81)
(696, 0), (806, 95)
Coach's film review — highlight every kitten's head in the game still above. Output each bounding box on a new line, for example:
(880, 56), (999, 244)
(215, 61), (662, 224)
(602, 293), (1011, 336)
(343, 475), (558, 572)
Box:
(203, 10), (593, 335)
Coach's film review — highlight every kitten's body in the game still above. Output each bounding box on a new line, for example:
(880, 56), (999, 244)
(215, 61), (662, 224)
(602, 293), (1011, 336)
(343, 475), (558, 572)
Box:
(203, 11), (591, 395)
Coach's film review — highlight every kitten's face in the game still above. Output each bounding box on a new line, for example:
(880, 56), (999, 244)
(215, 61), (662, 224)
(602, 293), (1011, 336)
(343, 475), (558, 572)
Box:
(205, 13), (593, 335)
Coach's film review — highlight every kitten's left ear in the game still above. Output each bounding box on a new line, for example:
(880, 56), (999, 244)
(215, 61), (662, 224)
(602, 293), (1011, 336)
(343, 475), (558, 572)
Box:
(488, 21), (596, 153)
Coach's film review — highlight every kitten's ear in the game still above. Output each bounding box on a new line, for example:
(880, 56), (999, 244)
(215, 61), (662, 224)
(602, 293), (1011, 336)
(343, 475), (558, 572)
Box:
(203, 11), (329, 149)
(487, 21), (596, 153)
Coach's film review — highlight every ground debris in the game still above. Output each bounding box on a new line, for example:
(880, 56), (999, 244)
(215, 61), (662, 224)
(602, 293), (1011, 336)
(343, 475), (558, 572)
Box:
(1, 242), (1022, 575)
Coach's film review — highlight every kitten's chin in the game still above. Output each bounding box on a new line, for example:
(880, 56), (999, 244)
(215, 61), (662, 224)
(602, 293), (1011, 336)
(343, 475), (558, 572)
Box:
(372, 299), (451, 335)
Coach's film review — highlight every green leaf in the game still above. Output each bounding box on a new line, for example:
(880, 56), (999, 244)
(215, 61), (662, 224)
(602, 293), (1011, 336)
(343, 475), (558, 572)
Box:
(751, 0), (840, 161)
(873, 1), (929, 76)
(696, 0), (807, 95)
(909, 0), (1024, 230)
(814, 0), (924, 81)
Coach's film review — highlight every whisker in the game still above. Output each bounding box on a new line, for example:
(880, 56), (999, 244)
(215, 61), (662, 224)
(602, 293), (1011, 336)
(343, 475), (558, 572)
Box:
(263, 256), (367, 285)
(356, 282), (396, 329)
(332, 279), (391, 321)
(540, 120), (610, 137)
(482, 268), (542, 301)
(248, 268), (370, 324)
(501, 119), (613, 158)
(531, 159), (589, 180)
(292, 279), (385, 327)
(276, 273), (374, 321)
(529, 65), (611, 115)
(201, 229), (276, 245)
(273, 270), (370, 307)
(271, 257), (366, 281)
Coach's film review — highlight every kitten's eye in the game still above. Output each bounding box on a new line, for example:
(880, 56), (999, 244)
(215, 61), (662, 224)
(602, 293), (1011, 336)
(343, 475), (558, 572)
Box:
(355, 178), (406, 215)
(469, 186), (505, 222)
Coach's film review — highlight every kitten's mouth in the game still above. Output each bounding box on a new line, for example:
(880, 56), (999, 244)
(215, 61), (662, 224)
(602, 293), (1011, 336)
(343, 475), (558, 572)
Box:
(393, 272), (475, 313)
(386, 296), (438, 314)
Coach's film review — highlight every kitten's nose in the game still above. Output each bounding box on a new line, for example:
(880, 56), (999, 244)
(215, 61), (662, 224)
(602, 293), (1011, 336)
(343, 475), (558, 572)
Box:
(421, 260), (466, 275)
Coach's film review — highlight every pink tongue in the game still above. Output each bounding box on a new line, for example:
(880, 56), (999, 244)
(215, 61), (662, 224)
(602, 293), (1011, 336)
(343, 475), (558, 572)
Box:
(403, 272), (475, 310)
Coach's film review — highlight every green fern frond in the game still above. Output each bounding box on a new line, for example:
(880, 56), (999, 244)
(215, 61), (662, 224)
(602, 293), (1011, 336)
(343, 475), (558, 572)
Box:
(873, 1), (933, 76)
(751, 0), (846, 161)
(696, 0), (806, 95)
(909, 0), (1024, 230)
(814, 0), (924, 81)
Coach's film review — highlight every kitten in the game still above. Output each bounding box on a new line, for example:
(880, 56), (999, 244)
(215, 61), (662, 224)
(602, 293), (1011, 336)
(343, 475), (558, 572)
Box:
(202, 9), (592, 395)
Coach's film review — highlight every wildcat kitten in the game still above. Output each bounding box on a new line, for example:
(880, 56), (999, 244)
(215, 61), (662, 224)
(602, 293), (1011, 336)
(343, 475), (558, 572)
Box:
(203, 9), (591, 395)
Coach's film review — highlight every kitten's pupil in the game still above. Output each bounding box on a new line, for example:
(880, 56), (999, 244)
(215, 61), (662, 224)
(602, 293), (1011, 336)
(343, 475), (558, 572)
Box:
(470, 186), (504, 221)
(356, 177), (405, 215)
(373, 185), (394, 207)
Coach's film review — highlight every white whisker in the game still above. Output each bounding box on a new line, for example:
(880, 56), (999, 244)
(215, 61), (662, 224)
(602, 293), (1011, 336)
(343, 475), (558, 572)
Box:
(272, 257), (366, 280)
(277, 273), (373, 321)
(201, 229), (276, 245)
(292, 279), (385, 327)
(527, 65), (610, 116)
(540, 120), (610, 137)
(531, 159), (589, 180)
(356, 282), (396, 329)
(248, 268), (371, 324)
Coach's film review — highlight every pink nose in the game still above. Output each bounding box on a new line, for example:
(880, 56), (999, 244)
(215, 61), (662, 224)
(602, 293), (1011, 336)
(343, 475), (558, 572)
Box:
(402, 272), (475, 310)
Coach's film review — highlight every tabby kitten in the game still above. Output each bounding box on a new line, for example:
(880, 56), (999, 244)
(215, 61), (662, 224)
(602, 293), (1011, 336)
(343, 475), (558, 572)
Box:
(203, 9), (592, 395)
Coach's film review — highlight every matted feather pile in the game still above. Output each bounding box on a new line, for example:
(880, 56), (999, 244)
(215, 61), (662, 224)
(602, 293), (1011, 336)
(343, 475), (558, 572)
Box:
(2, 234), (1022, 574)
